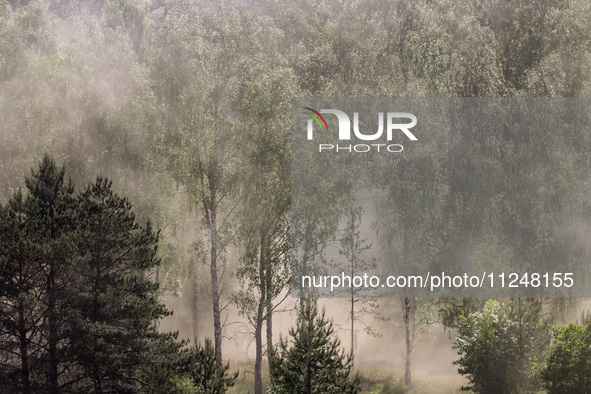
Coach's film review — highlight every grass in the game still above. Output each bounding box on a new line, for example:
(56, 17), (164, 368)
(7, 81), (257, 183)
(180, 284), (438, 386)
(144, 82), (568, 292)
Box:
(226, 360), (269, 394)
(225, 362), (465, 394)
(358, 368), (464, 394)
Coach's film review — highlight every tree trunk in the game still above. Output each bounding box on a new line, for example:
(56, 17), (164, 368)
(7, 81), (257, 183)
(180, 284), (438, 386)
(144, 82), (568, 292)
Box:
(306, 362), (312, 394)
(209, 106), (224, 373)
(265, 235), (275, 380)
(154, 266), (160, 328)
(401, 222), (414, 387)
(48, 267), (59, 393)
(209, 210), (223, 369)
(254, 239), (266, 394)
(19, 305), (30, 394)
(93, 362), (103, 394)
(403, 296), (415, 387)
(351, 291), (355, 368)
(266, 301), (274, 379)
(193, 268), (199, 344)
(92, 254), (103, 393)
(254, 297), (265, 394)
(350, 214), (355, 367)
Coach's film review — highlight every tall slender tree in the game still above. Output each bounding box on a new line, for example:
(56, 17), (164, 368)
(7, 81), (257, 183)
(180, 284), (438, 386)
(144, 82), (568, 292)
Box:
(232, 64), (295, 393)
(143, 0), (249, 370)
(0, 155), (79, 392)
(0, 190), (46, 392)
(336, 205), (380, 366)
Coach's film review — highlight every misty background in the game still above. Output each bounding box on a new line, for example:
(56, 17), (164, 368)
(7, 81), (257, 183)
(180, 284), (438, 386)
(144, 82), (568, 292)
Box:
(1, 0), (591, 393)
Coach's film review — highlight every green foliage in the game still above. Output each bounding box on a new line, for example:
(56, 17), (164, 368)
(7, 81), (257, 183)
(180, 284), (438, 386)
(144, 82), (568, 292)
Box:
(2, 1), (591, 393)
(537, 319), (591, 393)
(453, 299), (549, 393)
(440, 299), (488, 330)
(271, 300), (361, 394)
(182, 338), (238, 394)
(0, 155), (186, 392)
(336, 205), (383, 354)
(67, 176), (175, 392)
(0, 154), (77, 391)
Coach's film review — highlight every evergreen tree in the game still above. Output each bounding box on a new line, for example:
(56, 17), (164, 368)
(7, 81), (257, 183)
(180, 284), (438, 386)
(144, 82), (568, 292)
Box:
(0, 154), (77, 393)
(0, 156), (189, 392)
(181, 338), (238, 394)
(0, 189), (46, 392)
(271, 300), (361, 394)
(65, 176), (173, 392)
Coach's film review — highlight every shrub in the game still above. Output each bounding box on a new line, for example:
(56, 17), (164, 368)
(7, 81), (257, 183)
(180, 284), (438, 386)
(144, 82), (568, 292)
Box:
(538, 319), (591, 393)
(452, 300), (548, 393)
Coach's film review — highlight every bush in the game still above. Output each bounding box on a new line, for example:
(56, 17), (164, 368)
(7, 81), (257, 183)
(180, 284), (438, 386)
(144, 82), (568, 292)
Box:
(182, 338), (238, 393)
(452, 300), (549, 393)
(538, 319), (591, 393)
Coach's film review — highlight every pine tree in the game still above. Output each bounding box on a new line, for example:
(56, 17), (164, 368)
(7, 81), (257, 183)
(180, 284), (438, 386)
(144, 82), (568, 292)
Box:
(27, 155), (78, 393)
(271, 300), (361, 394)
(0, 156), (188, 392)
(0, 154), (77, 393)
(182, 337), (238, 393)
(0, 189), (46, 392)
(65, 176), (174, 392)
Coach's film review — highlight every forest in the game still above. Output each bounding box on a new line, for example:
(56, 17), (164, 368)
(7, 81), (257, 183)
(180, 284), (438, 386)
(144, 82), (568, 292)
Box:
(1, 0), (591, 393)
